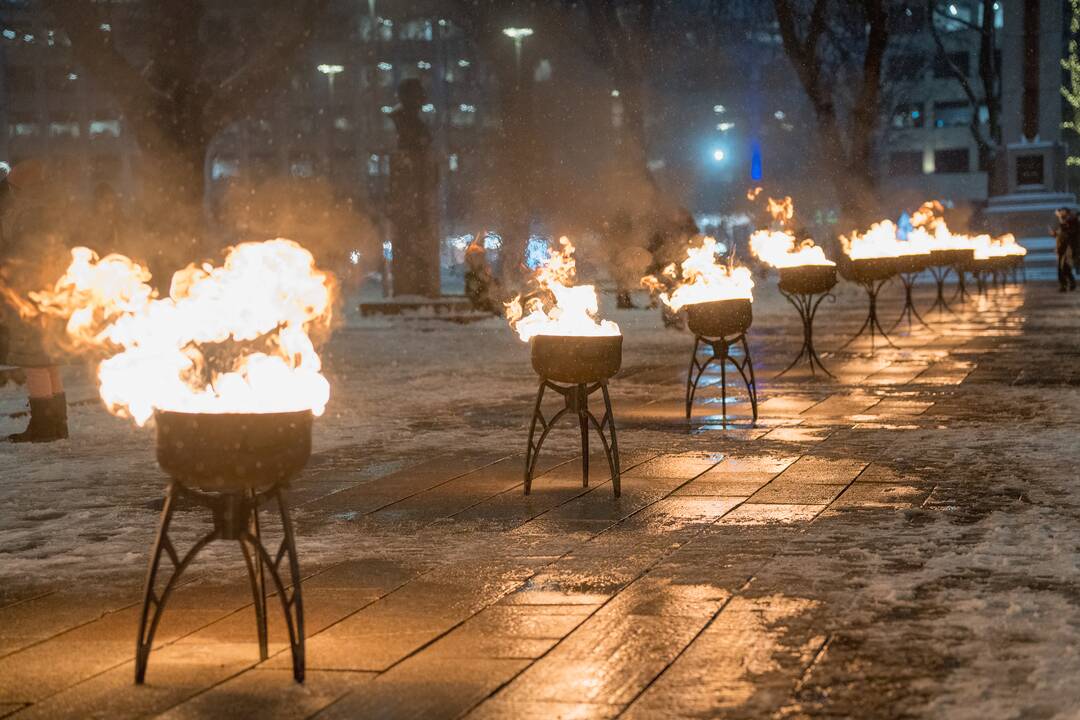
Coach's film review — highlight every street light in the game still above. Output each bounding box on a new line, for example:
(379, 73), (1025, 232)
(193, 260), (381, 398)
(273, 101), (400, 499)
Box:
(317, 63), (345, 102)
(712, 149), (726, 162)
(502, 26), (534, 85)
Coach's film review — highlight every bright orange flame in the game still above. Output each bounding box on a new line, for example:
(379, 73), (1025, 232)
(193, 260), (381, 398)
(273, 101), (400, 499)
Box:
(643, 237), (754, 310)
(843, 202), (1026, 260)
(840, 220), (930, 260)
(746, 186), (763, 201)
(24, 239), (334, 425)
(766, 196), (794, 225)
(907, 201), (1025, 257)
(748, 195), (834, 267)
(505, 236), (620, 341)
(749, 230), (834, 268)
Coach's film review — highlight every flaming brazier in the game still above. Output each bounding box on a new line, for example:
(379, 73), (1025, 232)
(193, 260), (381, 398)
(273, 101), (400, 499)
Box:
(776, 266), (838, 378)
(525, 335), (622, 497)
(136, 410), (309, 684)
(683, 299), (757, 424)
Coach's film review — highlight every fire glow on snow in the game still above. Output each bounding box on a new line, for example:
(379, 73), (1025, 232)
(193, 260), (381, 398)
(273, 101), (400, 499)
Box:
(21, 239), (334, 425)
(505, 236), (620, 341)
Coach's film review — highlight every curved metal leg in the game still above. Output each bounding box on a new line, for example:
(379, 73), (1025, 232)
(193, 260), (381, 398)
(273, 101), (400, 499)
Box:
(524, 380), (551, 495)
(241, 491), (268, 661)
(890, 274), (931, 332)
(739, 335), (758, 424)
(719, 350), (728, 425)
(135, 483), (220, 684)
(685, 337), (701, 419)
(594, 383), (620, 497)
(927, 266), (957, 318)
(526, 380), (620, 498)
(270, 487), (304, 683)
(578, 384), (589, 488)
(778, 291), (835, 378)
(843, 280), (896, 352)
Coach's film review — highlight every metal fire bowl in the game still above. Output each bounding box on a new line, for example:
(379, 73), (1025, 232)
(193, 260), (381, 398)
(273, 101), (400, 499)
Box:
(777, 265), (837, 296)
(685, 298), (753, 338)
(894, 253), (932, 274)
(929, 248), (975, 267)
(531, 334), (623, 384)
(156, 410), (313, 492)
(844, 257), (897, 283)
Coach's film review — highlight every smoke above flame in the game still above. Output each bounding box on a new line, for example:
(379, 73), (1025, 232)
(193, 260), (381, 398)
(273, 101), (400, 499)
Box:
(17, 239), (334, 425)
(505, 236), (620, 341)
(643, 237), (754, 311)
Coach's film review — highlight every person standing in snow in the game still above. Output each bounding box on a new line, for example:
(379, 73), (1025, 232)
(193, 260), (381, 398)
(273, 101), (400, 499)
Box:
(1053, 207), (1079, 292)
(0, 160), (69, 442)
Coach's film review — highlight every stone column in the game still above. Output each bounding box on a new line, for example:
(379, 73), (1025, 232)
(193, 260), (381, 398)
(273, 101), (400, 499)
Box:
(986, 0), (1076, 239)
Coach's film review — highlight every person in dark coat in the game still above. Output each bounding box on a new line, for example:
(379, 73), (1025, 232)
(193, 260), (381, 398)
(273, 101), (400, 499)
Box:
(0, 159), (68, 442)
(1053, 207), (1079, 292)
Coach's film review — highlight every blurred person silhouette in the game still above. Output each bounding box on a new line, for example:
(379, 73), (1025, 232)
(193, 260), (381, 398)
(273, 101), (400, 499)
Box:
(1053, 207), (1079, 292)
(0, 159), (69, 442)
(464, 235), (503, 314)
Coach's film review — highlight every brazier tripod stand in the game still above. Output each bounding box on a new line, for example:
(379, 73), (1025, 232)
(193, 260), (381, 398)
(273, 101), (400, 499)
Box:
(524, 379), (621, 498)
(135, 481), (305, 684)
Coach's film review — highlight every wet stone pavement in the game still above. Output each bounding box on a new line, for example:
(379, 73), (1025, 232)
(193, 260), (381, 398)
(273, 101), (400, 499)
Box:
(3, 282), (1080, 718)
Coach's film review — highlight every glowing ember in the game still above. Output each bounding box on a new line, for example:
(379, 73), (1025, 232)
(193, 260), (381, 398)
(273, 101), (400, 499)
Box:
(505, 236), (620, 341)
(643, 237), (754, 311)
(17, 239), (334, 426)
(746, 186), (763, 201)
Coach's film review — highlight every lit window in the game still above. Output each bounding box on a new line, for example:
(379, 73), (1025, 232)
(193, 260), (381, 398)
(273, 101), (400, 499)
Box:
(417, 60), (431, 70)
(448, 153), (459, 171)
(421, 103), (434, 113)
(99, 23), (111, 32)
(368, 154), (380, 176)
(457, 59), (471, 68)
(773, 110), (785, 120)
(713, 104), (725, 114)
(377, 61), (393, 71)
(381, 105), (393, 114)
(9, 121), (39, 138)
(49, 120), (80, 138)
(717, 122), (735, 132)
(89, 120), (121, 138)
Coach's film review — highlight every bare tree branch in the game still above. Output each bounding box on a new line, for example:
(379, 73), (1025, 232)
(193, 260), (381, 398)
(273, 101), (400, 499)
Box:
(202, 0), (331, 135)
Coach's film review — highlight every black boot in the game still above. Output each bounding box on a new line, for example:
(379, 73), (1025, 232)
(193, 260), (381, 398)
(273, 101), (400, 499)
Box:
(50, 393), (68, 440)
(9, 393), (67, 443)
(9, 397), (53, 443)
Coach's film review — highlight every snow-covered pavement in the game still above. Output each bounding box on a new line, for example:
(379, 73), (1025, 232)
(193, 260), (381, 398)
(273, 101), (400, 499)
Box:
(1, 280), (1079, 718)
